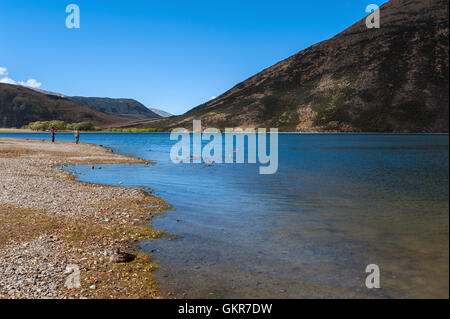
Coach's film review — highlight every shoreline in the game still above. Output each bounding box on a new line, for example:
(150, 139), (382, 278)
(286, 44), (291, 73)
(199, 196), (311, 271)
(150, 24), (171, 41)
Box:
(1, 128), (448, 135)
(0, 138), (170, 299)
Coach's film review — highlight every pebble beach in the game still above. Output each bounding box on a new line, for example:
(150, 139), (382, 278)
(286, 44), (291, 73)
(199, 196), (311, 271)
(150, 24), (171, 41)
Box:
(0, 138), (168, 299)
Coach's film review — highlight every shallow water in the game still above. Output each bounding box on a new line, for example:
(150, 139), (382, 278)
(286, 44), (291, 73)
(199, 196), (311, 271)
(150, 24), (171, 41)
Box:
(2, 132), (448, 298)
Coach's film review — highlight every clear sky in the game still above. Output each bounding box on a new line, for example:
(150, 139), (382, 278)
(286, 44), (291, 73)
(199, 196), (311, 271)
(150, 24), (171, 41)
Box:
(0, 0), (387, 115)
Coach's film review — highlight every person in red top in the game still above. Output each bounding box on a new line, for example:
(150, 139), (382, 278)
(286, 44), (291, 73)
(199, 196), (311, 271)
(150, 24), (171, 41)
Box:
(50, 127), (55, 143)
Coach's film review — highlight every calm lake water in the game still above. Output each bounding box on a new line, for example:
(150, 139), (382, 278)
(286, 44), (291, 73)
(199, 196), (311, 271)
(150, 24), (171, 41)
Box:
(1, 132), (448, 298)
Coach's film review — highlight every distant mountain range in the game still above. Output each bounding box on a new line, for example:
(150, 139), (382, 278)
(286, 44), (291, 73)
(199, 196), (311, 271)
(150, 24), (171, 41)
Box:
(147, 108), (173, 118)
(0, 85), (173, 128)
(0, 83), (129, 128)
(30, 87), (173, 119)
(130, 0), (449, 132)
(67, 96), (162, 120)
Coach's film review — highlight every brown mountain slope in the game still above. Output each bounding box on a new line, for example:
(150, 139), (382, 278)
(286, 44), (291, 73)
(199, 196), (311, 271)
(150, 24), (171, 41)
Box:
(0, 83), (131, 128)
(132, 0), (449, 132)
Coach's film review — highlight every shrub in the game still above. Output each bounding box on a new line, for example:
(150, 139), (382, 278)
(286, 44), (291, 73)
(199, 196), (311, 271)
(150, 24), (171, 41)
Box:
(29, 121), (51, 131)
(48, 120), (67, 130)
(27, 121), (100, 131)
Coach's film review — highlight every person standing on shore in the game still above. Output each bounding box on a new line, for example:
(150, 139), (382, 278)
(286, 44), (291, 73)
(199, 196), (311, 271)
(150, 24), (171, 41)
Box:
(74, 128), (80, 144)
(50, 127), (55, 143)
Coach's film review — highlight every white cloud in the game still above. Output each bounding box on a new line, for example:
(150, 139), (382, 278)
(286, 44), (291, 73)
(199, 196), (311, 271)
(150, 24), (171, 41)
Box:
(0, 66), (8, 76)
(18, 78), (42, 88)
(0, 77), (16, 84)
(0, 66), (42, 88)
(209, 96), (217, 101)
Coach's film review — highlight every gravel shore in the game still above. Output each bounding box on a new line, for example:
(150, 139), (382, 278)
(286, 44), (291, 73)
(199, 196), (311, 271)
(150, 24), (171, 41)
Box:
(0, 138), (168, 299)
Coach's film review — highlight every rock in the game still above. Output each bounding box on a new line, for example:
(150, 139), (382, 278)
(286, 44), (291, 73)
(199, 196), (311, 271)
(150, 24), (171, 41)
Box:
(109, 248), (136, 263)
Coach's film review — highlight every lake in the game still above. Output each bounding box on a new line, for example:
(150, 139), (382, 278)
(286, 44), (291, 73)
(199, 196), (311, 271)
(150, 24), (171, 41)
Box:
(1, 132), (448, 298)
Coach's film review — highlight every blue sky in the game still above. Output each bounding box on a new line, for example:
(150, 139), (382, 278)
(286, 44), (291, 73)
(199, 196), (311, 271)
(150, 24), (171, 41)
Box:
(0, 0), (387, 115)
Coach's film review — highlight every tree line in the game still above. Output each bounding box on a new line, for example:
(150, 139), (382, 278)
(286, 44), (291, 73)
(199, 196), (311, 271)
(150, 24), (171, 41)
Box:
(22, 121), (170, 132)
(23, 121), (100, 131)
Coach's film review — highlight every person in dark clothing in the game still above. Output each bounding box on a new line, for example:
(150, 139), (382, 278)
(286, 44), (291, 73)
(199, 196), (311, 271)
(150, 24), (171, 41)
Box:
(50, 127), (55, 143)
(74, 129), (80, 144)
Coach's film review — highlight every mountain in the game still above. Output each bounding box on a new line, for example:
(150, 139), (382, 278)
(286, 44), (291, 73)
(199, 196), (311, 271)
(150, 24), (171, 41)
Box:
(148, 107), (173, 118)
(29, 88), (173, 119)
(0, 83), (130, 128)
(67, 96), (162, 120)
(131, 0), (448, 132)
